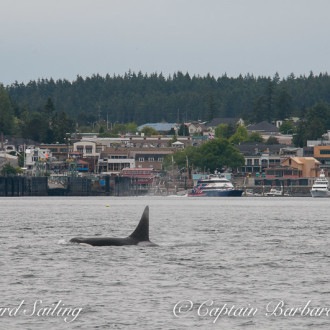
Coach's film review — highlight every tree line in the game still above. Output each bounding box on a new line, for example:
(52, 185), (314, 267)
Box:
(1, 70), (330, 145)
(5, 71), (330, 125)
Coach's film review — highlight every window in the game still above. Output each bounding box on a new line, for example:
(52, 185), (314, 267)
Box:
(254, 159), (259, 165)
(138, 157), (144, 162)
(158, 157), (163, 162)
(86, 146), (93, 154)
(77, 147), (83, 153)
(247, 159), (252, 165)
(320, 150), (330, 155)
(148, 157), (154, 162)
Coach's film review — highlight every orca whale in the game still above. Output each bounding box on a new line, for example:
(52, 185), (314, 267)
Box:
(70, 206), (157, 246)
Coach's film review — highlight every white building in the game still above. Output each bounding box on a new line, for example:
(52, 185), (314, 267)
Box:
(24, 148), (51, 174)
(98, 158), (135, 175)
(73, 141), (103, 157)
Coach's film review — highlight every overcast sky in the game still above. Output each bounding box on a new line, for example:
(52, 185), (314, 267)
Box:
(1, 0), (330, 86)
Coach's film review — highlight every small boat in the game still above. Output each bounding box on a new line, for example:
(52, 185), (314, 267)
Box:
(188, 172), (243, 197)
(266, 187), (283, 196)
(266, 185), (290, 197)
(311, 170), (330, 198)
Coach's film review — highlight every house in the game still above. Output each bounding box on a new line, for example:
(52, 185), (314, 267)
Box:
(24, 147), (52, 174)
(280, 157), (320, 177)
(132, 148), (174, 170)
(246, 121), (279, 135)
(98, 147), (135, 174)
(205, 118), (244, 135)
(252, 156), (320, 188)
(38, 144), (70, 161)
(1, 136), (36, 153)
(187, 121), (206, 136)
(236, 143), (293, 175)
(98, 146), (175, 173)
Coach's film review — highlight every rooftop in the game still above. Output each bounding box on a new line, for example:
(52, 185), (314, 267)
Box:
(137, 123), (178, 131)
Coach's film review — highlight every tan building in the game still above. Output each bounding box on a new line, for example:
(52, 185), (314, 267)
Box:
(73, 141), (103, 157)
(313, 145), (330, 168)
(281, 157), (320, 177)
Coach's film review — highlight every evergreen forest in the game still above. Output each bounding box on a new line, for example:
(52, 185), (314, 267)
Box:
(5, 71), (330, 124)
(2, 70), (330, 146)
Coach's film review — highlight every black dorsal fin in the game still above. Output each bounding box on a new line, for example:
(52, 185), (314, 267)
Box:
(129, 206), (149, 241)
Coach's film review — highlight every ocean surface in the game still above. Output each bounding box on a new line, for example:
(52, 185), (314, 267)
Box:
(1, 196), (330, 329)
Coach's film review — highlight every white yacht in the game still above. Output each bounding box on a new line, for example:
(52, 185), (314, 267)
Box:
(311, 170), (330, 198)
(188, 172), (243, 197)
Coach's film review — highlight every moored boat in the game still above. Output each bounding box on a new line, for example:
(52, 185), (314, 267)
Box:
(311, 170), (330, 198)
(265, 186), (290, 197)
(188, 172), (242, 197)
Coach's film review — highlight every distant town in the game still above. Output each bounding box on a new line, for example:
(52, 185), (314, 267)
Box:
(0, 117), (329, 197)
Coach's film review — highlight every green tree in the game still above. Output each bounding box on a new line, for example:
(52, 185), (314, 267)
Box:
(305, 117), (324, 140)
(306, 102), (330, 128)
(215, 124), (230, 139)
(265, 136), (279, 145)
(215, 123), (236, 139)
(196, 138), (244, 172)
(53, 111), (74, 143)
(229, 126), (249, 144)
(18, 152), (24, 167)
(279, 120), (295, 134)
(206, 93), (216, 121)
(178, 124), (189, 136)
(126, 122), (138, 134)
(265, 80), (275, 121)
(292, 121), (307, 147)
(0, 87), (14, 134)
(22, 112), (48, 142)
(1, 163), (18, 176)
(248, 132), (264, 142)
(167, 127), (176, 135)
(251, 96), (267, 122)
(112, 123), (127, 135)
(140, 126), (159, 136)
(167, 134), (178, 147)
(43, 97), (56, 122)
(275, 88), (293, 120)
(167, 138), (244, 173)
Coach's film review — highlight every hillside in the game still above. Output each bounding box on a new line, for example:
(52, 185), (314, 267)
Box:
(6, 71), (330, 126)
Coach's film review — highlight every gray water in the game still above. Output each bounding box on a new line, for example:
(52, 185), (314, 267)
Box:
(0, 196), (330, 329)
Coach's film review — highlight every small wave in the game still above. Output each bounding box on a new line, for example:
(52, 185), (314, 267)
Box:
(57, 239), (68, 245)
(299, 251), (321, 255)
